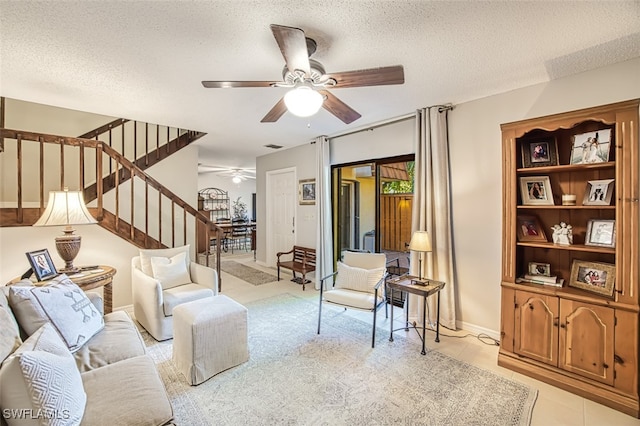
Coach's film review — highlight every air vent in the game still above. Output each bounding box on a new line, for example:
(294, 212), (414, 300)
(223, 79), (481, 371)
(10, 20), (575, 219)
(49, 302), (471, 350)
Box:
(264, 144), (283, 149)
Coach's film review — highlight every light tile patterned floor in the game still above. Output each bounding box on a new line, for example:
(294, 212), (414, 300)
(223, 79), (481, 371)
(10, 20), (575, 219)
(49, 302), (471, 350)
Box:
(131, 251), (640, 426)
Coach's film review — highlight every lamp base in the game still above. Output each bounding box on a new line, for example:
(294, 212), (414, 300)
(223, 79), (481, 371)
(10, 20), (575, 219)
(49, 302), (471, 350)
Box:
(55, 232), (81, 273)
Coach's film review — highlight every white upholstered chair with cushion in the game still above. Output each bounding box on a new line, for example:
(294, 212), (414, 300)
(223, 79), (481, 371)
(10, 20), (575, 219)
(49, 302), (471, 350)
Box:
(131, 245), (218, 341)
(317, 251), (388, 348)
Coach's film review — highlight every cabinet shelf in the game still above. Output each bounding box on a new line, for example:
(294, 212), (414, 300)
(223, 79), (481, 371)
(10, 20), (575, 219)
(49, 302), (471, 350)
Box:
(500, 100), (639, 416)
(517, 205), (615, 210)
(516, 241), (615, 254)
(517, 162), (615, 174)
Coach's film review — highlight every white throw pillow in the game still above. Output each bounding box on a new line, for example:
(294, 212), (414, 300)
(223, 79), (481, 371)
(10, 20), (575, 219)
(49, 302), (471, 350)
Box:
(0, 323), (86, 426)
(9, 275), (104, 352)
(139, 244), (190, 276)
(334, 262), (385, 294)
(0, 307), (21, 363)
(150, 251), (192, 290)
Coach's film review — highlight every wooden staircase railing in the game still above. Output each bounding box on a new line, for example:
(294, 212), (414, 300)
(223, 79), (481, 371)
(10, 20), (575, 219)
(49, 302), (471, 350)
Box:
(76, 118), (206, 202)
(0, 127), (224, 290)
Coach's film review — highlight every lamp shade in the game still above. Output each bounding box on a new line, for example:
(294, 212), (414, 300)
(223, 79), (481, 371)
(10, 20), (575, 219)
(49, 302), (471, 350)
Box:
(284, 86), (323, 117)
(409, 231), (432, 253)
(34, 190), (97, 227)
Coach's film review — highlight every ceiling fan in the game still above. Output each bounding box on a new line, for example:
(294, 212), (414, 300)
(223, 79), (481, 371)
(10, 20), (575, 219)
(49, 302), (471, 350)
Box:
(202, 24), (405, 124)
(198, 165), (256, 183)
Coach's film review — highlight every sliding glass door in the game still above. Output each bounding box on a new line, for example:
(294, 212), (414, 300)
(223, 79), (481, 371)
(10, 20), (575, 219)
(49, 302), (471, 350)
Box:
(332, 155), (414, 263)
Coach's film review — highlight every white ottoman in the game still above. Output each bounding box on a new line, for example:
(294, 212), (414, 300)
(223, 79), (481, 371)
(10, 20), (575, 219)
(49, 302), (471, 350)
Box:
(172, 295), (249, 385)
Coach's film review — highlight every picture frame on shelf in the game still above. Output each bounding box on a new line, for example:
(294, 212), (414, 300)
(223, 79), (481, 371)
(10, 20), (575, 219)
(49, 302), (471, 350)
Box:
(569, 129), (612, 165)
(26, 249), (58, 281)
(583, 179), (614, 206)
(520, 176), (554, 205)
(528, 262), (551, 276)
(298, 179), (316, 205)
(516, 215), (547, 242)
(569, 260), (615, 297)
(521, 137), (558, 168)
(585, 219), (616, 248)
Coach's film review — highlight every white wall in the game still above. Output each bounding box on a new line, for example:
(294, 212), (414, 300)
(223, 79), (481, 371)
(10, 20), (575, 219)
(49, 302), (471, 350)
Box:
(449, 57), (640, 334)
(330, 117), (415, 165)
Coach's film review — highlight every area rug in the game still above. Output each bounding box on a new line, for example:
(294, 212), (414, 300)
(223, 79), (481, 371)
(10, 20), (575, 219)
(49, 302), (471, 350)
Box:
(144, 294), (537, 425)
(219, 260), (278, 286)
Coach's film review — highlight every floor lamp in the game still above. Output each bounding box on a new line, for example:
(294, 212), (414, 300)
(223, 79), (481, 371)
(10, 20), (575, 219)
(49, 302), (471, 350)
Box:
(409, 230), (432, 285)
(33, 188), (97, 273)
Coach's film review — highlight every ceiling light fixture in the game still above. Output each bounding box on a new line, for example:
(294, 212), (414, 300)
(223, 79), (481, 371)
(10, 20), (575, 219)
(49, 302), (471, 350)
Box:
(232, 175), (242, 184)
(284, 85), (323, 117)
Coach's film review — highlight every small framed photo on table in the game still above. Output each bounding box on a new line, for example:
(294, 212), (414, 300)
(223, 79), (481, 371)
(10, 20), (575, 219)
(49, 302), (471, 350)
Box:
(26, 249), (58, 281)
(298, 179), (316, 205)
(520, 176), (554, 205)
(569, 260), (615, 297)
(570, 129), (612, 164)
(521, 137), (558, 168)
(585, 219), (616, 248)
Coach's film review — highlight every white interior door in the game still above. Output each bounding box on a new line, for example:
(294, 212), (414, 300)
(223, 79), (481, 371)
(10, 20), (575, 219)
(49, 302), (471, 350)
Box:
(266, 167), (296, 267)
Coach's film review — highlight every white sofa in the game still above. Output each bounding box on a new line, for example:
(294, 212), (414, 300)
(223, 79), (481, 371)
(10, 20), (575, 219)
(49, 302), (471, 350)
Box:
(0, 282), (173, 426)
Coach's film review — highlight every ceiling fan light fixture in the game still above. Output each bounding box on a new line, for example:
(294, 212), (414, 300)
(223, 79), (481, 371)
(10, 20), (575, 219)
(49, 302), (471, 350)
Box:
(232, 175), (242, 184)
(284, 86), (323, 117)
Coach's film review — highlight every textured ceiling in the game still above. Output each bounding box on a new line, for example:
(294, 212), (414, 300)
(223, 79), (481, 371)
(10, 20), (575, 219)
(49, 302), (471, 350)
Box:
(1, 1), (639, 169)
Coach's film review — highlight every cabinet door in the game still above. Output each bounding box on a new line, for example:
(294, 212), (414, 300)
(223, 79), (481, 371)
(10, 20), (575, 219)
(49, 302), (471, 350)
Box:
(514, 291), (559, 366)
(559, 299), (614, 386)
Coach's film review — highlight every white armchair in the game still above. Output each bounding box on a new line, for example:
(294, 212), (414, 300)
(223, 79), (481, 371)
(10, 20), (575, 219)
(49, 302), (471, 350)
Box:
(317, 251), (388, 348)
(131, 245), (218, 341)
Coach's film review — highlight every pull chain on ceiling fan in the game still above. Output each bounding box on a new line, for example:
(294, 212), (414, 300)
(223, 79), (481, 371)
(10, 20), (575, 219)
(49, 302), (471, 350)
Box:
(202, 24), (405, 124)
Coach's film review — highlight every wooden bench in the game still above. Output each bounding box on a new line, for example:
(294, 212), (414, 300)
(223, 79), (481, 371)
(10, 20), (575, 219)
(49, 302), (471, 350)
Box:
(276, 246), (316, 290)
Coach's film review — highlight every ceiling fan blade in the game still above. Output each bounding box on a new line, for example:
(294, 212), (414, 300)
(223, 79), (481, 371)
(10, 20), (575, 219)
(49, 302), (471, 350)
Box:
(270, 24), (311, 76)
(202, 81), (276, 88)
(261, 97), (288, 122)
(319, 90), (361, 124)
(328, 65), (404, 88)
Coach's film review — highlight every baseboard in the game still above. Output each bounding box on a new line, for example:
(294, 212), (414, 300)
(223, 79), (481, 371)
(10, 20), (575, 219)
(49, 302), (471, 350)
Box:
(455, 320), (500, 342)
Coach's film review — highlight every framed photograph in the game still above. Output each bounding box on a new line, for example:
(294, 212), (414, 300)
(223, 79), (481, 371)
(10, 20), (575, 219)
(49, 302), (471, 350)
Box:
(521, 137), (558, 168)
(298, 179), (316, 205)
(570, 129), (612, 165)
(569, 260), (615, 297)
(585, 219), (616, 248)
(583, 179), (614, 206)
(26, 249), (58, 281)
(528, 262), (551, 276)
(520, 176), (554, 205)
(516, 215), (547, 242)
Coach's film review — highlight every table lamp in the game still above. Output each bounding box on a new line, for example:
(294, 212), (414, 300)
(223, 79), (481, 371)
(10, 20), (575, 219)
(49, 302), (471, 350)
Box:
(409, 230), (432, 285)
(33, 188), (97, 273)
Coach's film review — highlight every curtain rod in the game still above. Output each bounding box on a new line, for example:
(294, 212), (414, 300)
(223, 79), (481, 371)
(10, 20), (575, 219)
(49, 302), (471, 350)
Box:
(328, 103), (455, 141)
(426, 103), (455, 113)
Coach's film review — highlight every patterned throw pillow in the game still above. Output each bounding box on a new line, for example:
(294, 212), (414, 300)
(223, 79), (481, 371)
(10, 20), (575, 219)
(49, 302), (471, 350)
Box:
(150, 251), (192, 290)
(0, 323), (86, 426)
(9, 275), (104, 352)
(334, 262), (385, 294)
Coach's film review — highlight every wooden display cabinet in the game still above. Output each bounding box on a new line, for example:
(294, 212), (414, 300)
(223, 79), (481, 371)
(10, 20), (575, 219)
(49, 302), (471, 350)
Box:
(498, 100), (639, 416)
